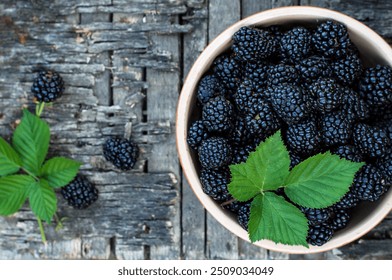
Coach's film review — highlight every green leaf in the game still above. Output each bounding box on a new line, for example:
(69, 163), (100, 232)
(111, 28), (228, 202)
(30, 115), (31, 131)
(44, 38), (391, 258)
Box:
(40, 157), (82, 188)
(0, 175), (35, 215)
(248, 192), (309, 247)
(228, 131), (290, 201)
(29, 179), (57, 223)
(12, 109), (50, 175)
(0, 137), (21, 176)
(284, 152), (365, 209)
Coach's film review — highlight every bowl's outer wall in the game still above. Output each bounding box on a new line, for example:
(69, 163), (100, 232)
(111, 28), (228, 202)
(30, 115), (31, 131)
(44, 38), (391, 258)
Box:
(176, 6), (392, 254)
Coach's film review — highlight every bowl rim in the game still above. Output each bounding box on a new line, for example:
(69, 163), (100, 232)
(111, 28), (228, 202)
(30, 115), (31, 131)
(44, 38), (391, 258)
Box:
(176, 6), (392, 254)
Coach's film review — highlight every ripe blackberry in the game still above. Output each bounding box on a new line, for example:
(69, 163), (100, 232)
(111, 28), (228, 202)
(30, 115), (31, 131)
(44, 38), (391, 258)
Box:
(312, 20), (351, 58)
(353, 164), (387, 201)
(232, 26), (277, 61)
(332, 145), (364, 163)
(359, 65), (392, 107)
(333, 188), (359, 210)
(234, 79), (263, 113)
(103, 137), (139, 170)
(196, 74), (225, 105)
(213, 54), (244, 92)
(377, 153), (392, 184)
(341, 87), (369, 121)
(289, 151), (304, 170)
(270, 84), (310, 124)
(202, 95), (234, 133)
(280, 27), (312, 62)
(198, 137), (232, 169)
(61, 175), (98, 209)
(301, 207), (332, 226)
(244, 62), (268, 88)
(309, 78), (344, 112)
(307, 223), (334, 246)
(353, 123), (390, 158)
(329, 209), (350, 231)
(331, 52), (362, 86)
(222, 199), (247, 214)
(295, 56), (332, 84)
(237, 202), (251, 230)
(200, 168), (231, 201)
(187, 120), (209, 150)
(285, 118), (320, 156)
(231, 144), (254, 164)
(31, 70), (65, 103)
(267, 64), (299, 86)
(320, 110), (353, 147)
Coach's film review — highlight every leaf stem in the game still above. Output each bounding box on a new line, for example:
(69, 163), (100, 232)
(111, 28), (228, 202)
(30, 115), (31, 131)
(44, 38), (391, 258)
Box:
(54, 213), (64, 231)
(35, 102), (45, 117)
(37, 217), (47, 244)
(21, 167), (39, 181)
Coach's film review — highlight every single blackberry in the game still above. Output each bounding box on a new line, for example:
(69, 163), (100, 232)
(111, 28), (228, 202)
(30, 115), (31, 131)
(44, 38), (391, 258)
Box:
(232, 26), (277, 61)
(301, 207), (332, 226)
(244, 96), (280, 136)
(289, 151), (304, 170)
(329, 209), (350, 231)
(270, 84), (311, 124)
(376, 153), (392, 184)
(31, 70), (65, 103)
(187, 120), (209, 150)
(358, 65), (392, 107)
(103, 137), (139, 170)
(267, 64), (299, 86)
(352, 164), (387, 201)
(280, 27), (312, 62)
(285, 118), (320, 156)
(61, 175), (98, 209)
(353, 123), (390, 158)
(331, 52), (362, 86)
(196, 74), (225, 105)
(307, 223), (334, 246)
(312, 20), (351, 58)
(295, 56), (332, 84)
(231, 144), (254, 164)
(341, 87), (369, 121)
(213, 53), (244, 92)
(230, 117), (250, 145)
(234, 79), (263, 113)
(198, 137), (232, 169)
(332, 145), (364, 163)
(237, 202), (252, 230)
(320, 110), (353, 147)
(244, 62), (268, 88)
(309, 78), (344, 112)
(200, 168), (231, 201)
(202, 95), (234, 133)
(222, 199), (246, 214)
(333, 188), (359, 210)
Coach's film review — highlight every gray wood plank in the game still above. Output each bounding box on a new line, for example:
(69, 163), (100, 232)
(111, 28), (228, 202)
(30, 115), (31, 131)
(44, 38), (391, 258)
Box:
(241, 0), (294, 18)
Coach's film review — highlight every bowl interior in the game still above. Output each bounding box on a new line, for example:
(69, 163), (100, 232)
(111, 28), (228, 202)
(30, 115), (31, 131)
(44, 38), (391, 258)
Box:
(177, 6), (392, 254)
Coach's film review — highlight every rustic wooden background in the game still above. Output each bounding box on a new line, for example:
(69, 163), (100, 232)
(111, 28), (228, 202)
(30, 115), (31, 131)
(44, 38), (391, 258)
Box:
(0, 0), (391, 260)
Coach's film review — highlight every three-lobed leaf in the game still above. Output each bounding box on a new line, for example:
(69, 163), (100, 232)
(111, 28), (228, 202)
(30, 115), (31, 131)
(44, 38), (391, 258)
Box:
(12, 109), (50, 175)
(0, 175), (36, 215)
(29, 179), (57, 223)
(248, 192), (309, 247)
(40, 157), (81, 188)
(284, 152), (365, 208)
(0, 137), (21, 176)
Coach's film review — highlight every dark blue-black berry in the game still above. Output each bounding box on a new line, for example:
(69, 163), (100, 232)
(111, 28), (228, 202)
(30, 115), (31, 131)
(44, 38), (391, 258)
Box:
(231, 144), (254, 164)
(329, 209), (350, 231)
(103, 137), (139, 170)
(331, 52), (362, 86)
(307, 223), (334, 246)
(333, 188), (359, 210)
(202, 95), (234, 133)
(285, 118), (320, 156)
(237, 202), (251, 230)
(267, 64), (299, 86)
(187, 120), (209, 150)
(31, 70), (65, 103)
(213, 54), (244, 92)
(200, 168), (231, 201)
(301, 207), (332, 226)
(234, 79), (263, 113)
(61, 175), (98, 209)
(320, 110), (353, 147)
(280, 27), (312, 62)
(295, 56), (332, 84)
(309, 78), (344, 112)
(244, 62), (268, 88)
(352, 164), (387, 202)
(353, 123), (390, 159)
(341, 87), (369, 121)
(332, 145), (364, 163)
(198, 137), (232, 169)
(196, 74), (225, 105)
(377, 153), (392, 185)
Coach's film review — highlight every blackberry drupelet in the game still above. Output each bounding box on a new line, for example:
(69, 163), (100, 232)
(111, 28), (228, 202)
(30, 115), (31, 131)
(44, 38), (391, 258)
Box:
(312, 20), (351, 58)
(213, 54), (244, 92)
(295, 56), (332, 84)
(342, 87), (369, 121)
(332, 145), (364, 163)
(333, 188), (359, 210)
(61, 175), (98, 209)
(307, 223), (334, 246)
(301, 207), (332, 226)
(329, 209), (350, 231)
(309, 78), (344, 112)
(198, 137), (232, 169)
(196, 74), (225, 105)
(280, 27), (312, 62)
(237, 202), (252, 230)
(267, 64), (299, 86)
(202, 95), (234, 133)
(353, 123), (390, 158)
(331, 52), (362, 86)
(31, 70), (65, 103)
(200, 168), (231, 201)
(103, 137), (139, 170)
(187, 120), (209, 150)
(358, 65), (392, 107)
(285, 118), (320, 156)
(232, 26), (277, 61)
(353, 164), (387, 201)
(320, 110), (353, 147)
(270, 84), (310, 124)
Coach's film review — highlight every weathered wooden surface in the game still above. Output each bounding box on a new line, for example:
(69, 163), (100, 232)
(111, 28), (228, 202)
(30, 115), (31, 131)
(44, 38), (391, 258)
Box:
(0, 0), (392, 260)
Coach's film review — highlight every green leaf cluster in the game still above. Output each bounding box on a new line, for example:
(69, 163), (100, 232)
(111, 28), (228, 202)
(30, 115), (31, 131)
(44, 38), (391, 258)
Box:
(0, 109), (81, 223)
(228, 131), (364, 247)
